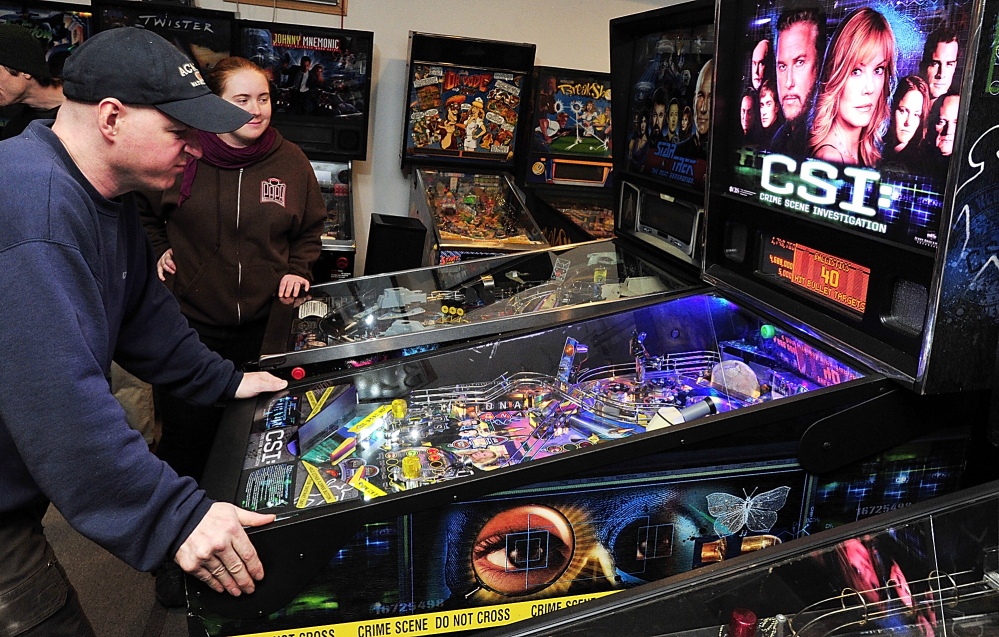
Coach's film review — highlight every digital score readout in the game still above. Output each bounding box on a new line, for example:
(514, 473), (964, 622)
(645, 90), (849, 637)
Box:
(760, 234), (870, 314)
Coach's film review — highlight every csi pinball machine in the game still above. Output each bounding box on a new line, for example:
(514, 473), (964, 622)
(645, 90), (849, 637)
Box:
(0, 0), (91, 137)
(480, 0), (999, 629)
(237, 19), (374, 282)
(185, 0), (999, 636)
(401, 32), (551, 266)
(516, 66), (616, 246)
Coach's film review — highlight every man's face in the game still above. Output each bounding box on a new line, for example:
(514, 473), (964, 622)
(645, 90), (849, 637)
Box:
(668, 103), (679, 134)
(924, 40), (959, 99)
(114, 105), (202, 191)
(694, 63), (712, 136)
(0, 68), (31, 107)
(935, 95), (960, 156)
(302, 59), (311, 71)
(751, 40), (769, 90)
(651, 102), (666, 136)
(776, 21), (819, 124)
(740, 95), (753, 132)
(759, 88), (777, 128)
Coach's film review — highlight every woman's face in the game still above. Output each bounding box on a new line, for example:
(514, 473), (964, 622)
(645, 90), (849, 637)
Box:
(221, 69), (272, 147)
(759, 88), (777, 128)
(839, 55), (886, 129)
(893, 88), (923, 147)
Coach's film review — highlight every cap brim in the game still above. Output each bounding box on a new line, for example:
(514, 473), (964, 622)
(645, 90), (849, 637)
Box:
(156, 92), (252, 134)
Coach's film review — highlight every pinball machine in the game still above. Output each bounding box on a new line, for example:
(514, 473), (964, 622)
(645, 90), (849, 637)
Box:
(516, 66), (616, 246)
(186, 0), (999, 633)
(236, 20), (374, 282)
(401, 32), (551, 266)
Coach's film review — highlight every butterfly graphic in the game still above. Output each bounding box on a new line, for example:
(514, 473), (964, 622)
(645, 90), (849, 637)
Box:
(706, 486), (791, 537)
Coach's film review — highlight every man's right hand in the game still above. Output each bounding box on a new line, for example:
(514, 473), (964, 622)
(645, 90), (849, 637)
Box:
(157, 248), (177, 281)
(174, 502), (275, 597)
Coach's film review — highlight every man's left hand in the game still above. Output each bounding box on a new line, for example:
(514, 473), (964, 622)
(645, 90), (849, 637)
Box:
(235, 372), (288, 399)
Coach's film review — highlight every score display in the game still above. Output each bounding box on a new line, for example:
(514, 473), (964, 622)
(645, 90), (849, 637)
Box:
(759, 235), (869, 315)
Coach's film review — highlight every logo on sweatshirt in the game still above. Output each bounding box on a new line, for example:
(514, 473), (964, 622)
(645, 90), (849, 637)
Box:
(260, 178), (287, 207)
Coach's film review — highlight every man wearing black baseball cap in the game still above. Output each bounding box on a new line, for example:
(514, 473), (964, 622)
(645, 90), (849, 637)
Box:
(0, 24), (65, 140)
(0, 27), (287, 634)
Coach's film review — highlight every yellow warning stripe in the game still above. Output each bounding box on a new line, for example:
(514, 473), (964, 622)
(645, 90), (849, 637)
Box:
(293, 462), (337, 509)
(349, 404), (393, 433)
(302, 461), (336, 503)
(352, 478), (387, 499)
(294, 476), (314, 509)
(223, 591), (620, 637)
(303, 386), (336, 422)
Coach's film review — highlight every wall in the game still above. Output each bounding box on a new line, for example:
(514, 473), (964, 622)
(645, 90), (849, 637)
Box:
(191, 0), (676, 272)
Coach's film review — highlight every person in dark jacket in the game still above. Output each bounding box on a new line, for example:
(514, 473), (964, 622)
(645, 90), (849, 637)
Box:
(0, 24), (65, 140)
(142, 55), (325, 484)
(0, 28), (287, 635)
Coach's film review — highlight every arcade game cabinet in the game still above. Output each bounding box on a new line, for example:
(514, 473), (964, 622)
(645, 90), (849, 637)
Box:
(95, 0), (234, 74)
(310, 159), (356, 282)
(611, 0), (715, 270)
(0, 1), (91, 137)
(478, 478), (999, 637)
(237, 20), (374, 282)
(191, 289), (980, 637)
(517, 67), (616, 245)
(186, 0), (999, 633)
(402, 32), (549, 265)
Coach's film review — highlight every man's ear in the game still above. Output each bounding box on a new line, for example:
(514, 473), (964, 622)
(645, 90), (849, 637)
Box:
(96, 98), (124, 142)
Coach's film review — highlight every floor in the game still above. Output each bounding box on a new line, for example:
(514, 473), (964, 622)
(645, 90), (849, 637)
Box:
(44, 505), (190, 637)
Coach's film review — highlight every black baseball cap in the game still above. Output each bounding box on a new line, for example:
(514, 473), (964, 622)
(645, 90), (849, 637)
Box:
(62, 27), (250, 134)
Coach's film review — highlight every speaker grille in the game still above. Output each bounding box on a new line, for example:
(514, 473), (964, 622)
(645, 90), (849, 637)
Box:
(336, 129), (361, 152)
(883, 279), (927, 336)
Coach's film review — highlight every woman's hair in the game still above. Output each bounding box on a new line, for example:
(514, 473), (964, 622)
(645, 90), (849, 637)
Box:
(885, 75), (931, 149)
(809, 7), (896, 166)
(205, 56), (269, 97)
(632, 109), (649, 140)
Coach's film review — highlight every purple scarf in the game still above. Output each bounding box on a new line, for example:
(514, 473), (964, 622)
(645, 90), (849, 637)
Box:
(177, 126), (277, 207)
